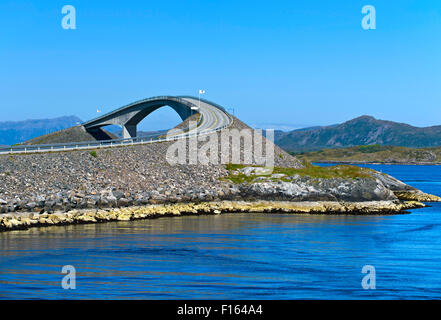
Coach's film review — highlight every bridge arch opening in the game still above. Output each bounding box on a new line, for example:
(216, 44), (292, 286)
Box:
(135, 105), (183, 138)
(93, 106), (185, 139)
(83, 96), (202, 140)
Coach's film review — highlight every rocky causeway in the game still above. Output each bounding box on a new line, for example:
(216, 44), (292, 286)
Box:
(1, 117), (440, 232)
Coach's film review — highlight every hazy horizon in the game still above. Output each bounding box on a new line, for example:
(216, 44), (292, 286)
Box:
(2, 112), (441, 134)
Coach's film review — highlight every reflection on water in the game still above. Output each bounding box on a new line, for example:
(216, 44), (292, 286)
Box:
(1, 164), (441, 299)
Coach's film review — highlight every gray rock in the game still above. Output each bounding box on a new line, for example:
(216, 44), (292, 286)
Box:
(271, 173), (286, 179)
(112, 191), (124, 200)
(25, 202), (36, 210)
(240, 167), (273, 176)
(117, 198), (130, 207)
(369, 171), (415, 191)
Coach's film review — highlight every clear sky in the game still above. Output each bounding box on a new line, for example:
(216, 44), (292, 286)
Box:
(0, 0), (440, 130)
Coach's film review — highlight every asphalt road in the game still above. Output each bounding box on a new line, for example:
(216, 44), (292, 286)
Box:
(176, 97), (232, 135)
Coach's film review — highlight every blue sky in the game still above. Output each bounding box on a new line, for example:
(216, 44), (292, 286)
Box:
(0, 0), (440, 130)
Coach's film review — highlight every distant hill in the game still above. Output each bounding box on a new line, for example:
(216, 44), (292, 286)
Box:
(297, 145), (441, 165)
(24, 125), (118, 145)
(275, 115), (441, 153)
(273, 125), (338, 142)
(0, 116), (82, 146)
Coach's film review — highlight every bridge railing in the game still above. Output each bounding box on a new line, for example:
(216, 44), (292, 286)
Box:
(0, 118), (233, 155)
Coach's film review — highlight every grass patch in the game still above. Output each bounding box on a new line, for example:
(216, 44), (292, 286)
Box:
(89, 150), (98, 158)
(225, 163), (248, 171)
(224, 163), (257, 183)
(357, 144), (393, 153)
(272, 165), (373, 179)
(223, 163), (373, 184)
(27, 131), (63, 145)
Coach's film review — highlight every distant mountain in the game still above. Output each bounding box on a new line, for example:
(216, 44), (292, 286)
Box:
(297, 145), (441, 165)
(275, 115), (441, 153)
(273, 125), (338, 141)
(0, 116), (82, 145)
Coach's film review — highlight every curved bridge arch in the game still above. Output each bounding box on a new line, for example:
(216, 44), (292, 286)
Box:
(83, 96), (201, 139)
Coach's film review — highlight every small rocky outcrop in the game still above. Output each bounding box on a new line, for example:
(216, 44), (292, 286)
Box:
(240, 177), (396, 202)
(369, 171), (441, 202)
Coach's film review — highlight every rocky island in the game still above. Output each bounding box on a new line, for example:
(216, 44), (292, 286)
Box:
(295, 145), (441, 165)
(1, 115), (440, 232)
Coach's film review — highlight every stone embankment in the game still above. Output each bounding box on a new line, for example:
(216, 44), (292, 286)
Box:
(0, 200), (426, 232)
(1, 117), (439, 232)
(0, 116), (301, 215)
(1, 160), (438, 232)
(1, 162), (438, 217)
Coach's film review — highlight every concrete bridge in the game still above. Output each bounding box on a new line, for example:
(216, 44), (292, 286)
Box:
(83, 96), (232, 139)
(0, 96), (233, 154)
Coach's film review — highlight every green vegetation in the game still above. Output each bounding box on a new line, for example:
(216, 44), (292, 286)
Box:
(89, 150), (98, 158)
(293, 145), (441, 164)
(223, 163), (373, 184)
(356, 144), (393, 153)
(273, 165), (373, 179)
(27, 131), (63, 145)
(223, 170), (256, 184)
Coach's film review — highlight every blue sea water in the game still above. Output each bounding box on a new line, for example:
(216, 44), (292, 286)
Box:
(0, 164), (440, 299)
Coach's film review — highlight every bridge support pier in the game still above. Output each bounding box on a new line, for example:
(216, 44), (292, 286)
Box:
(122, 125), (137, 139)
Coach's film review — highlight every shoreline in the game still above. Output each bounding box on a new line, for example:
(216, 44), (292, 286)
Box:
(0, 200), (426, 232)
(314, 161), (441, 166)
